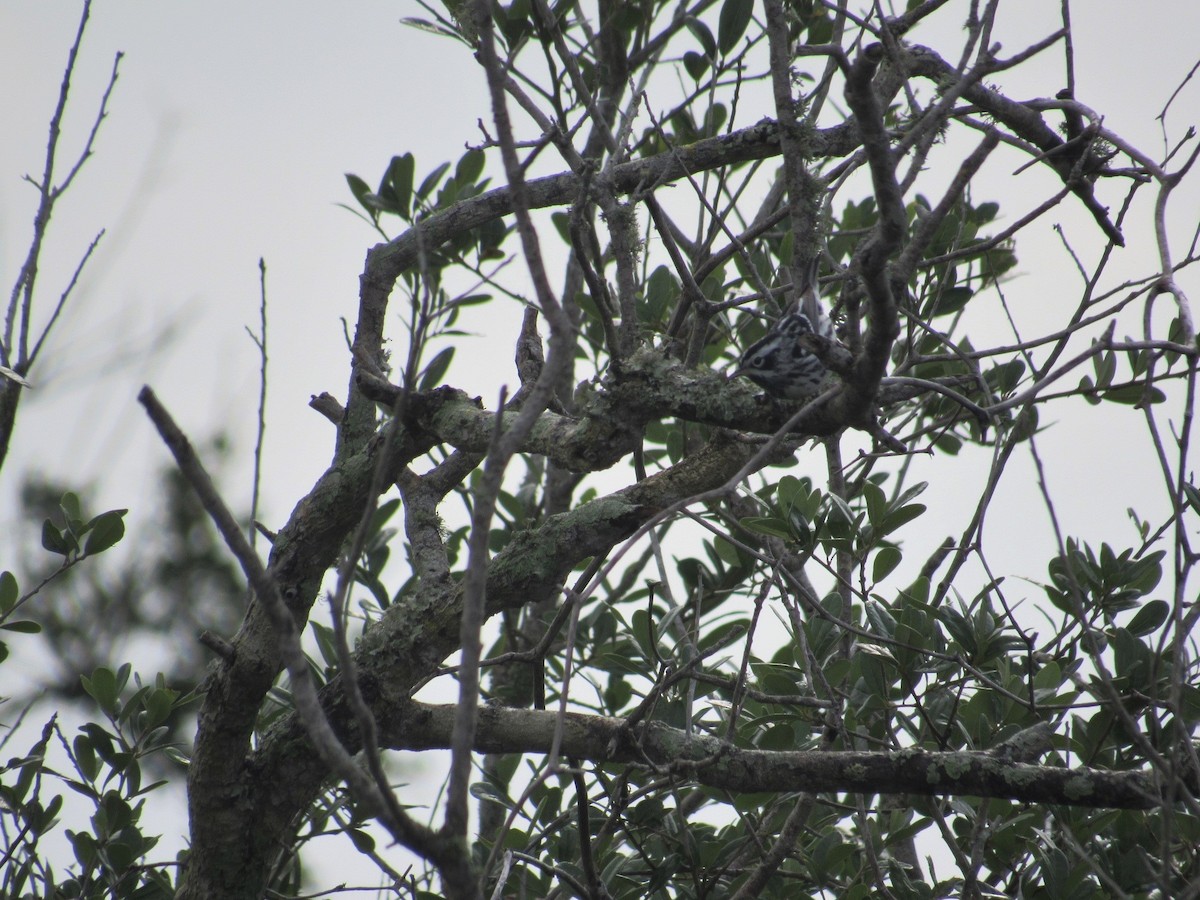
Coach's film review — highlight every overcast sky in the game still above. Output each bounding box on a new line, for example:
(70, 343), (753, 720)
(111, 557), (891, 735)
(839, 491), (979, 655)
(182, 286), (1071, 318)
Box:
(2, 2), (1198, 893)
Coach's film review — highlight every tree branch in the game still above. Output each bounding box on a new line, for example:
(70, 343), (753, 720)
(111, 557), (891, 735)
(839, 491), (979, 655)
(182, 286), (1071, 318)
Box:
(390, 703), (1160, 810)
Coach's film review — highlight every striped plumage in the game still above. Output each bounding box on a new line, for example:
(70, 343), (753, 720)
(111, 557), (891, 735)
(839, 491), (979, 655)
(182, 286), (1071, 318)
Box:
(734, 258), (834, 399)
(734, 313), (829, 398)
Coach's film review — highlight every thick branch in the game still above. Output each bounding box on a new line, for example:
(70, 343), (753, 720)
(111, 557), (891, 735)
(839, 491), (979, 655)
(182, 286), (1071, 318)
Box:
(842, 43), (905, 412)
(389, 704), (1160, 810)
(357, 351), (968, 471)
(174, 415), (438, 897)
(245, 431), (783, 874)
(365, 119), (858, 289)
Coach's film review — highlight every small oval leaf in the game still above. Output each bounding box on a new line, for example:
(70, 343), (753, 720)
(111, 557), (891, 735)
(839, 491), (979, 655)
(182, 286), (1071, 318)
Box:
(84, 510), (127, 555)
(873, 546), (902, 582)
(0, 619), (41, 634)
(418, 347), (455, 392)
(1126, 599), (1169, 636)
(683, 50), (708, 80)
(718, 0), (754, 55)
(0, 570), (17, 613)
(41, 520), (70, 556)
(685, 17), (717, 58)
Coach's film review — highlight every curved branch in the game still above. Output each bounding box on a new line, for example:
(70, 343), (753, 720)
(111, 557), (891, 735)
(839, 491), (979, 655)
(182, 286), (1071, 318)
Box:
(840, 43), (905, 419)
(246, 431), (781, 875)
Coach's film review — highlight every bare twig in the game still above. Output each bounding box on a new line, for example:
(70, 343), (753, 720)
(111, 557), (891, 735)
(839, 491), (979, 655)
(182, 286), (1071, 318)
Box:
(247, 258), (269, 552)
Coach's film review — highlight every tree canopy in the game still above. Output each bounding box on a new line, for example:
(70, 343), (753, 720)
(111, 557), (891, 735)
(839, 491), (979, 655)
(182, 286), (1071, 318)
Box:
(3, 1), (1199, 898)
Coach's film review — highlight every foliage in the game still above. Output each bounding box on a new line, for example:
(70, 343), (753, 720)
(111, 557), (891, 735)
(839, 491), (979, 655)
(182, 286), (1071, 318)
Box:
(14, 450), (246, 708)
(1, 494), (193, 899)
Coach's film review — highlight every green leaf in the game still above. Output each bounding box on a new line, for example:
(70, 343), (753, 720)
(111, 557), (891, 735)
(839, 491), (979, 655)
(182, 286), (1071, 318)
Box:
(41, 519), (70, 555)
(70, 829), (99, 867)
(865, 602), (897, 638)
(75, 734), (100, 781)
(310, 621), (340, 670)
(445, 294), (492, 315)
(631, 607), (658, 661)
(878, 503), (926, 536)
(683, 50), (708, 80)
(1111, 628), (1150, 683)
(60, 491), (82, 523)
(345, 172), (373, 211)
(702, 102), (727, 138)
(470, 780), (514, 809)
(82, 667), (120, 715)
(368, 498), (401, 539)
(386, 153), (415, 219)
(144, 687), (177, 728)
(933, 433), (962, 455)
(455, 148), (485, 185)
(551, 211), (571, 243)
(973, 201), (1000, 223)
(84, 509), (127, 555)
(418, 346), (455, 391)
(986, 359), (1026, 394)
(938, 605), (973, 650)
(1126, 599), (1169, 636)
(717, 0), (754, 55)
(1092, 350), (1117, 387)
(0, 570), (17, 613)
(415, 162), (450, 204)
(712, 536), (741, 567)
(1126, 549), (1164, 595)
(1184, 481), (1200, 515)
(644, 265), (679, 325)
(1011, 405), (1039, 442)
(685, 16), (717, 58)
(80, 723), (117, 764)
(873, 546), (902, 582)
(0, 619), (40, 633)
(494, 0), (532, 46)
(496, 487), (529, 525)
(862, 481), (886, 526)
(1032, 660), (1063, 694)
(666, 426), (684, 464)
(740, 516), (793, 539)
(930, 286), (973, 317)
(1101, 384), (1166, 406)
(825, 493), (857, 527)
(778, 475), (820, 518)
(401, 16), (469, 42)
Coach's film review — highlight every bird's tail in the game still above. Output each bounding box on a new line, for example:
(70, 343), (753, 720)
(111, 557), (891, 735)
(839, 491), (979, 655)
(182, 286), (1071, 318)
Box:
(797, 255), (832, 339)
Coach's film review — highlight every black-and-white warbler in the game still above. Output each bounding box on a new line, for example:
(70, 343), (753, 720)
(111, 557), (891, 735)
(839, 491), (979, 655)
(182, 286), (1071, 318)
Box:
(733, 258), (835, 399)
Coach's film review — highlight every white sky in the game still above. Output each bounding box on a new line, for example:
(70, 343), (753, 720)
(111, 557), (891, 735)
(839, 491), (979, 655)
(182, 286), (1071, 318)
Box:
(1, 1), (1198, 895)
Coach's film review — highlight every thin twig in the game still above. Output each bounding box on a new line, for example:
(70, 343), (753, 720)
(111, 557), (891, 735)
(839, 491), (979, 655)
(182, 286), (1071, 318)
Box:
(247, 258), (269, 552)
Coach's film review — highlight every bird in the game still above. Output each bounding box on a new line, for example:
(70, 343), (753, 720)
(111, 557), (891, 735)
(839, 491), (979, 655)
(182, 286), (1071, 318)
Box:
(733, 257), (835, 399)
